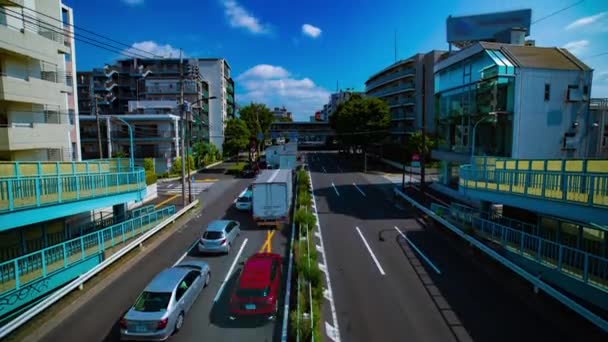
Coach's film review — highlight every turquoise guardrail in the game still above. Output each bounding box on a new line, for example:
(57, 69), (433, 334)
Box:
(130, 204), (155, 219)
(459, 158), (608, 209)
(432, 203), (608, 292)
(0, 205), (175, 299)
(0, 168), (146, 214)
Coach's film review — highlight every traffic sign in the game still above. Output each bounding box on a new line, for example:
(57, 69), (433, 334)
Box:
(411, 153), (420, 168)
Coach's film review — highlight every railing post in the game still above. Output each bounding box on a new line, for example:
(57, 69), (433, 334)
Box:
(537, 238), (542, 262)
(121, 223), (126, 243)
(76, 175), (80, 200)
(81, 238), (85, 259)
(8, 181), (14, 211)
(14, 259), (20, 289)
(558, 245), (563, 271)
(588, 176), (595, 206)
(520, 231), (525, 254)
(561, 161), (567, 201)
(98, 231), (104, 252)
(63, 243), (67, 267)
(541, 161), (547, 199)
(583, 254), (589, 282)
(41, 251), (47, 277)
(35, 178), (41, 207)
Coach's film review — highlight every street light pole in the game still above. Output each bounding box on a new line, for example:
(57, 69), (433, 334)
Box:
(179, 49), (187, 206)
(110, 116), (134, 169)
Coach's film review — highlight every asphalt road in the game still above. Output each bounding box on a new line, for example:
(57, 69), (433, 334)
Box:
(307, 151), (606, 342)
(36, 165), (290, 342)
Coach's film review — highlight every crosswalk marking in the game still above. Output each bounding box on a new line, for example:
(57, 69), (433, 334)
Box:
(158, 182), (213, 195)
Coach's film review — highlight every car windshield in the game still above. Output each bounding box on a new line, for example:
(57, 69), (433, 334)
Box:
(237, 196), (251, 202)
(132, 291), (171, 312)
(236, 286), (270, 298)
(203, 231), (224, 240)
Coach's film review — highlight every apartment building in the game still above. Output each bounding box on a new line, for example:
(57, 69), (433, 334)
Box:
(0, 0), (77, 161)
(365, 51), (445, 142)
(78, 58), (211, 162)
(197, 58), (236, 152)
(432, 42), (594, 185)
(272, 106), (292, 121)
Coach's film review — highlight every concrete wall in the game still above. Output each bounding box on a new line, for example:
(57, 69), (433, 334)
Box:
(198, 59), (226, 153)
(512, 68), (593, 159)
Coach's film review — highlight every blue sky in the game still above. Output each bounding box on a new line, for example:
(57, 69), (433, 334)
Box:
(65, 0), (608, 121)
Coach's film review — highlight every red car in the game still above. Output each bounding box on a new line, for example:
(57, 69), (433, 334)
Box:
(229, 253), (282, 319)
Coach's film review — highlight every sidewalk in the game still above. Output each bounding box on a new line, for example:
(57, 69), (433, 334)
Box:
(158, 160), (224, 183)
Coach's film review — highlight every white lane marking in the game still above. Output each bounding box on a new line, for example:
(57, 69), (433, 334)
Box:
(352, 183), (366, 197)
(309, 171), (341, 342)
(355, 227), (386, 276)
(322, 166), (327, 173)
(173, 240), (199, 266)
(394, 226), (441, 275)
(331, 182), (340, 196)
(213, 238), (249, 302)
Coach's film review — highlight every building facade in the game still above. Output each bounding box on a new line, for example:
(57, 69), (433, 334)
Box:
(197, 58), (236, 152)
(432, 42), (594, 185)
(77, 58), (211, 159)
(0, 0), (77, 161)
(365, 51), (445, 142)
(272, 106), (292, 121)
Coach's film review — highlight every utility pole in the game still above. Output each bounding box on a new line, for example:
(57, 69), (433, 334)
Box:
(95, 95), (103, 159)
(179, 49), (187, 206)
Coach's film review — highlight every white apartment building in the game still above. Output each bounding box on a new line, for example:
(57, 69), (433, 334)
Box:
(197, 58), (235, 153)
(0, 0), (77, 161)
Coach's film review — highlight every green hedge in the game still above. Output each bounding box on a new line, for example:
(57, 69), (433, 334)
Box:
(145, 171), (157, 185)
(226, 162), (246, 175)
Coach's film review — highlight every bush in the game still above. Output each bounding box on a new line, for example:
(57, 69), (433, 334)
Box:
(295, 208), (316, 233)
(143, 158), (155, 172)
(226, 162), (246, 175)
(145, 171), (157, 185)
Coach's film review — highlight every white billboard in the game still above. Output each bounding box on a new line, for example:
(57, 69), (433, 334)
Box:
(447, 9), (531, 44)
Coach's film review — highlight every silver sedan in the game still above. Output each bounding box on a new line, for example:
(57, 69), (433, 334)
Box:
(120, 260), (210, 341)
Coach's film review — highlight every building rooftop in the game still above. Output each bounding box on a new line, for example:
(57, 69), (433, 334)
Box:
(480, 42), (591, 71)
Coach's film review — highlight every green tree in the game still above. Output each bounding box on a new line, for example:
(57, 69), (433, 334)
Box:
(333, 96), (390, 171)
(171, 156), (195, 175)
(193, 142), (221, 167)
(143, 158), (155, 173)
(406, 130), (435, 159)
(238, 103), (274, 160)
(223, 118), (250, 161)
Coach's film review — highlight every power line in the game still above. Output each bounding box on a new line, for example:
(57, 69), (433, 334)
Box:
(531, 0), (585, 25)
(2, 7), (153, 60)
(19, 6), (160, 58)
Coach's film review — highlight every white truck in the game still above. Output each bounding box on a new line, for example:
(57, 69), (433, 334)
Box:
(252, 169), (293, 227)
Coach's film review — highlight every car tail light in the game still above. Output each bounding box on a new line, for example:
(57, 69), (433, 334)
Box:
(266, 296), (274, 304)
(157, 317), (168, 330)
(220, 238), (226, 245)
(119, 317), (127, 329)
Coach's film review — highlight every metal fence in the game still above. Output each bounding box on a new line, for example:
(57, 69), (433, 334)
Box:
(432, 203), (608, 291)
(460, 160), (608, 208)
(0, 205), (176, 294)
(0, 168), (146, 213)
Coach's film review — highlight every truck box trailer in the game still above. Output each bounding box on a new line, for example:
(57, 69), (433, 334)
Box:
(252, 169), (293, 227)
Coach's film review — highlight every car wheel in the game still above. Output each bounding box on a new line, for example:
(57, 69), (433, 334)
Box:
(226, 243), (231, 254)
(205, 271), (210, 287)
(174, 312), (184, 333)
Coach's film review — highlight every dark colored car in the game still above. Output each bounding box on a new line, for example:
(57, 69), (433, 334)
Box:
(241, 164), (259, 178)
(229, 253), (282, 320)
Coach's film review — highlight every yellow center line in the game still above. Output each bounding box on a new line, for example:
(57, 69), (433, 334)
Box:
(154, 194), (179, 209)
(259, 229), (277, 253)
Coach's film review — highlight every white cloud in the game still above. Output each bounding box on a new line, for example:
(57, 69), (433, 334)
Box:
(302, 24), (322, 38)
(562, 40), (589, 54)
(123, 41), (181, 58)
(237, 64), (290, 80)
(566, 11), (607, 30)
(222, 0), (269, 34)
(121, 0), (144, 5)
(596, 71), (608, 83)
(237, 64), (330, 121)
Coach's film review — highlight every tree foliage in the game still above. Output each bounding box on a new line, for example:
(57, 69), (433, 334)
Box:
(407, 130), (435, 156)
(238, 103), (274, 141)
(193, 142), (221, 167)
(223, 118), (250, 159)
(332, 96), (390, 151)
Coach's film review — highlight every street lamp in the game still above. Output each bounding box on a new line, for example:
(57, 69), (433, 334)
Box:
(470, 112), (499, 163)
(110, 116), (134, 169)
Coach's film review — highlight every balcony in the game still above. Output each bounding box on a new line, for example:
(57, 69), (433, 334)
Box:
(226, 94), (235, 104)
(226, 83), (234, 94)
(459, 157), (608, 225)
(391, 111), (416, 121)
(370, 82), (415, 99)
(0, 159), (145, 230)
(0, 9), (69, 56)
(366, 68), (415, 92)
(0, 122), (70, 151)
(388, 97), (415, 108)
(0, 73), (72, 105)
(390, 126), (415, 135)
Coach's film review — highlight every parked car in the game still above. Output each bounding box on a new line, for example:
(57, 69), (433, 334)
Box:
(120, 260), (210, 341)
(229, 253), (282, 320)
(241, 163), (259, 178)
(235, 189), (253, 211)
(198, 220), (240, 254)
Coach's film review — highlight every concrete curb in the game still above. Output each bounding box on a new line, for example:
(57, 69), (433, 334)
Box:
(157, 160), (224, 183)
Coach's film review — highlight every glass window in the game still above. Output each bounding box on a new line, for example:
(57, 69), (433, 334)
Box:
(203, 231), (223, 240)
(544, 83), (550, 101)
(133, 292), (171, 312)
(236, 287), (270, 298)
